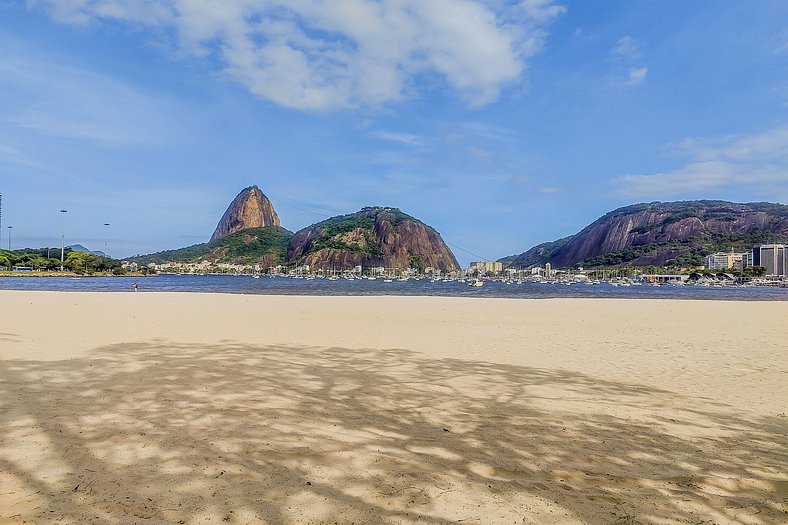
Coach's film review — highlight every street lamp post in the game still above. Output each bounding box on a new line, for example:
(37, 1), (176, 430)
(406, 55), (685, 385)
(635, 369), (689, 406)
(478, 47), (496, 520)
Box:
(104, 223), (110, 257)
(7, 226), (11, 251)
(60, 209), (68, 271)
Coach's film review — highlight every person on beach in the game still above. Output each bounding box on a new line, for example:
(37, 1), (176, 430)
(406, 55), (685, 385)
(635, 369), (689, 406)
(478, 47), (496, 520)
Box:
(133, 283), (139, 292)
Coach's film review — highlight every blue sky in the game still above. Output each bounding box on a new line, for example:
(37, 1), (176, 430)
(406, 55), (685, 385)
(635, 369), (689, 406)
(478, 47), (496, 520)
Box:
(1, 1), (787, 264)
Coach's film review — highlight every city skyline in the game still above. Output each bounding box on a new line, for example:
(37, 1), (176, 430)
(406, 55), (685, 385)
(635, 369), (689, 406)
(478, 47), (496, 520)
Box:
(1, 1), (787, 264)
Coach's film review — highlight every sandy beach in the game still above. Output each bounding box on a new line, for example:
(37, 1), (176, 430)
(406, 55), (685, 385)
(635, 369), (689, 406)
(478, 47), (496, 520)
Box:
(0, 291), (785, 524)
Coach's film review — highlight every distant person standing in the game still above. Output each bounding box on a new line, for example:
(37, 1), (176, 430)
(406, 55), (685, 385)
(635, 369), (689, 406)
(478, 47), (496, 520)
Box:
(133, 282), (139, 292)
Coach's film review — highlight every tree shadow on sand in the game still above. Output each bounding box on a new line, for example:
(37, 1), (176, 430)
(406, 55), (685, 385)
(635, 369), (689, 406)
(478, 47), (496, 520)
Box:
(0, 342), (785, 524)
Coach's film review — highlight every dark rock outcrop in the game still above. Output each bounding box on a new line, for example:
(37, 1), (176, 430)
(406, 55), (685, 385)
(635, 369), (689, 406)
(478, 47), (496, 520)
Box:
(501, 201), (788, 268)
(211, 186), (280, 241)
(287, 207), (460, 272)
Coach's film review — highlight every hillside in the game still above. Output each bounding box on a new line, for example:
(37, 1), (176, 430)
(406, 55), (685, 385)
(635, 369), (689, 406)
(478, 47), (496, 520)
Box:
(130, 227), (293, 267)
(502, 201), (788, 268)
(286, 207), (459, 272)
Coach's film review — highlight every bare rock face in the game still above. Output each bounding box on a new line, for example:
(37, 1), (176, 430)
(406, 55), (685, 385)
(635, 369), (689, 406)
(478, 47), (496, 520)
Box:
(503, 201), (788, 268)
(287, 207), (460, 272)
(211, 186), (281, 241)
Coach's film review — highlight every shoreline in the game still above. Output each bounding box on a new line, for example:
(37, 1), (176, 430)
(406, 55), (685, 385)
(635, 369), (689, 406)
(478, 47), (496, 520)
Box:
(1, 291), (786, 524)
(0, 271), (155, 278)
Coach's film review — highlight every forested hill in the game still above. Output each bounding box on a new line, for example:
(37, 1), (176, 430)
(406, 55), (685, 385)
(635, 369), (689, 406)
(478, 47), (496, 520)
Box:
(128, 227), (293, 267)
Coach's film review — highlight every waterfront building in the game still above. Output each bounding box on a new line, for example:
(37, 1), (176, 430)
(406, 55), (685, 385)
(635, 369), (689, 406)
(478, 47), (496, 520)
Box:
(704, 250), (746, 270)
(742, 251), (753, 268)
(469, 261), (503, 275)
(756, 244), (786, 276)
(642, 274), (688, 284)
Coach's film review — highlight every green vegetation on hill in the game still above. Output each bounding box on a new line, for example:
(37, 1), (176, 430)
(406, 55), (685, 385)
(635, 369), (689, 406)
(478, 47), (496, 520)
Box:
(310, 216), (381, 256)
(598, 200), (788, 222)
(302, 207), (420, 257)
(369, 206), (424, 226)
(128, 227), (293, 265)
(582, 231), (786, 267)
(309, 207), (421, 232)
(498, 236), (573, 267)
(318, 215), (376, 238)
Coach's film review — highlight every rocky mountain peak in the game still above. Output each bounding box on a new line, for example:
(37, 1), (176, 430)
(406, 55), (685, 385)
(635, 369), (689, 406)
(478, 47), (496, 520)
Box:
(211, 186), (281, 241)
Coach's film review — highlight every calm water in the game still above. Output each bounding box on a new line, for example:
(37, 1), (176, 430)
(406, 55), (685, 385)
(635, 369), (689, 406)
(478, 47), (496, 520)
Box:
(1, 274), (786, 300)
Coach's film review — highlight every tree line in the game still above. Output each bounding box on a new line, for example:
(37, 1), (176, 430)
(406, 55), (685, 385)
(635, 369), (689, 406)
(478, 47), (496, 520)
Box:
(0, 248), (125, 275)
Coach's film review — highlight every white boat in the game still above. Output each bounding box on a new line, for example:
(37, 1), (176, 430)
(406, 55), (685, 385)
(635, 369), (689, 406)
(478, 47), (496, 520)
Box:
(468, 279), (484, 287)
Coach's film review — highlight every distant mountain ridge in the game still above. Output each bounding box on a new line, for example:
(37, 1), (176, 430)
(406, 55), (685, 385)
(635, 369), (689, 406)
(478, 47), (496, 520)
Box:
(67, 244), (107, 257)
(501, 200), (788, 268)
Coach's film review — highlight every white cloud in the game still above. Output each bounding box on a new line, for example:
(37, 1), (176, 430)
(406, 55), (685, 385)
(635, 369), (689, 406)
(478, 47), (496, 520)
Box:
(613, 35), (639, 59)
(468, 146), (494, 157)
(614, 126), (788, 198)
(0, 51), (181, 147)
(617, 161), (738, 196)
(28, 0), (565, 110)
(610, 35), (647, 86)
(445, 121), (520, 144)
(0, 143), (49, 169)
(674, 126), (788, 162)
(627, 66), (648, 85)
(27, 0), (169, 25)
(774, 29), (788, 53)
(370, 131), (426, 146)
(615, 162), (788, 197)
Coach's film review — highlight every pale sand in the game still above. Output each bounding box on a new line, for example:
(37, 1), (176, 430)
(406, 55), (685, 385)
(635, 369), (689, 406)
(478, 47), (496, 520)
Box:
(0, 291), (786, 525)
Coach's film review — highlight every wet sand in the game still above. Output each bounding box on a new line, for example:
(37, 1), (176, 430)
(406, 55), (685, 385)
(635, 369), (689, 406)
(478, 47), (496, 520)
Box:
(0, 291), (786, 524)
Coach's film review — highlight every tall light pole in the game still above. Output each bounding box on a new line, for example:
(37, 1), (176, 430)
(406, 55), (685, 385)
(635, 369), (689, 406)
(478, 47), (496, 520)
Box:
(7, 226), (11, 251)
(60, 209), (68, 271)
(104, 223), (110, 257)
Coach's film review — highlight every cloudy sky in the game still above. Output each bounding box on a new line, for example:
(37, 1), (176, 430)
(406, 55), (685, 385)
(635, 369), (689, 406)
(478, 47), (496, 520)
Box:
(1, 1), (787, 263)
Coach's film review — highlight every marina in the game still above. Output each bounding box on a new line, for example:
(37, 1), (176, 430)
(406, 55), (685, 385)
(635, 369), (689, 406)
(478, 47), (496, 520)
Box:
(2, 273), (786, 300)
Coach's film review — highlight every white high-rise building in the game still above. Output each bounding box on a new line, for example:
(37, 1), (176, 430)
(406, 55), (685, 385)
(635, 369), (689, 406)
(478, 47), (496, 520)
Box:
(742, 251), (753, 268)
(469, 261), (503, 275)
(704, 250), (745, 270)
